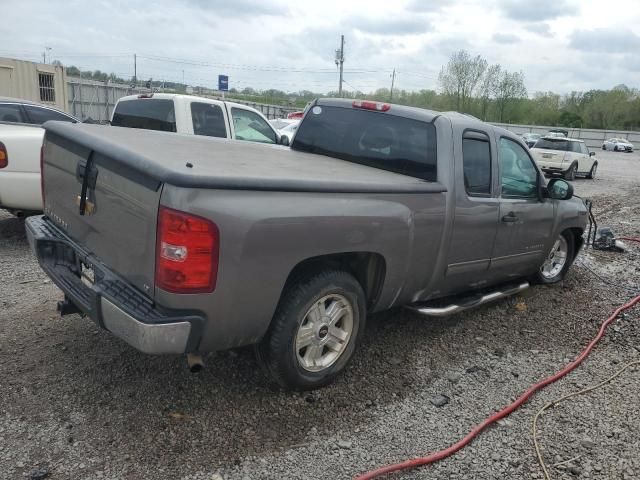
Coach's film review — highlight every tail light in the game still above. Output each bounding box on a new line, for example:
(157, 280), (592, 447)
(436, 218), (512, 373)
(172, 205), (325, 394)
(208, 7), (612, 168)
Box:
(155, 206), (219, 293)
(40, 144), (45, 204)
(0, 142), (7, 168)
(352, 100), (391, 112)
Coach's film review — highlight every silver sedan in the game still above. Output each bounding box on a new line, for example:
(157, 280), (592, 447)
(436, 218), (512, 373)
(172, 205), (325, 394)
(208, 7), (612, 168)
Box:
(602, 138), (634, 152)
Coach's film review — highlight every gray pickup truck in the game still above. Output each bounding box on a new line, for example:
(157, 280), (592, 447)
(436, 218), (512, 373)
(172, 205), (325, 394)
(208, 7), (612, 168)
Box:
(26, 98), (588, 389)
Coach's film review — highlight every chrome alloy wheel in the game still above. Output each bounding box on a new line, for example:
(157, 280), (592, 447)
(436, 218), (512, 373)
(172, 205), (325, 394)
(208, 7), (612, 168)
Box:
(295, 294), (354, 372)
(541, 236), (568, 279)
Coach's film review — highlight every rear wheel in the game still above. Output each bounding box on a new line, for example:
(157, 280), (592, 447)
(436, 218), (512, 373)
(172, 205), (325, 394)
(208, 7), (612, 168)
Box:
(256, 269), (365, 390)
(564, 163), (577, 181)
(586, 161), (598, 179)
(602, 144), (606, 150)
(533, 231), (575, 284)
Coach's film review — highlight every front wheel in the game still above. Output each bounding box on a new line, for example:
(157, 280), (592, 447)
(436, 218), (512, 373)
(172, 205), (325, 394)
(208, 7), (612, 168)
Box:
(533, 231), (575, 284)
(256, 269), (366, 390)
(586, 161), (598, 179)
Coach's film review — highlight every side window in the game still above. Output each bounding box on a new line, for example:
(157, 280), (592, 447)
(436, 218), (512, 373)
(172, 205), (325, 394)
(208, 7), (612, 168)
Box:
(462, 132), (492, 196)
(231, 108), (276, 144)
(0, 104), (25, 123)
(24, 105), (74, 124)
(499, 137), (539, 199)
(570, 142), (582, 153)
(191, 102), (227, 138)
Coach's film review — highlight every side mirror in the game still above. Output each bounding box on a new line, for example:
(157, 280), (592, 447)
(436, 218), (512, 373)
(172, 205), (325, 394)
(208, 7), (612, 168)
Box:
(279, 135), (290, 147)
(589, 151), (595, 157)
(547, 178), (574, 200)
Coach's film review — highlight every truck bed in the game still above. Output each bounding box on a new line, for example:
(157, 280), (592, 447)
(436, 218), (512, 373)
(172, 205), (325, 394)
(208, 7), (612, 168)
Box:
(43, 122), (445, 194)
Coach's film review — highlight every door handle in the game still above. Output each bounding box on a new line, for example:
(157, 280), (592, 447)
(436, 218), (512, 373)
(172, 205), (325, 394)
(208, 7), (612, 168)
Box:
(502, 212), (518, 223)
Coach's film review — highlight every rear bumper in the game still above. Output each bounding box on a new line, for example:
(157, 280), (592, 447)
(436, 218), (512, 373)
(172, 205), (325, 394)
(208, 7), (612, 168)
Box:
(538, 163), (567, 175)
(26, 215), (204, 354)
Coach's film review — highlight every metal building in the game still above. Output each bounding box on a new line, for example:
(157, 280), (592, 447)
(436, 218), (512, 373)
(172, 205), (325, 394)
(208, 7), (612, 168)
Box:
(0, 57), (68, 111)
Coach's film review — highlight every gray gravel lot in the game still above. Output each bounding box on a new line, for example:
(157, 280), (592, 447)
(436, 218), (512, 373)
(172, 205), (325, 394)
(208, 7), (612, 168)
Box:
(1, 149), (639, 480)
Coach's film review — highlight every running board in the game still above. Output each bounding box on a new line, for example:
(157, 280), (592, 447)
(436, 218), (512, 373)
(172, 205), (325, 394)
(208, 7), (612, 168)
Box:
(407, 282), (530, 317)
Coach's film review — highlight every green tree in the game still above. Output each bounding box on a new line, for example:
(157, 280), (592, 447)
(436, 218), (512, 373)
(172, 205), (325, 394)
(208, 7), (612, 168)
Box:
(494, 71), (527, 122)
(438, 50), (488, 112)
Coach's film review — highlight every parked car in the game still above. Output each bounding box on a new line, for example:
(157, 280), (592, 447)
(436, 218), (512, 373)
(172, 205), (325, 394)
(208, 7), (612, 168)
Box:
(111, 93), (284, 145)
(276, 120), (300, 145)
(269, 118), (297, 130)
(547, 129), (568, 138)
(0, 96), (77, 125)
(520, 133), (542, 148)
(0, 97), (78, 215)
(27, 98), (587, 389)
(602, 137), (634, 152)
(530, 136), (597, 180)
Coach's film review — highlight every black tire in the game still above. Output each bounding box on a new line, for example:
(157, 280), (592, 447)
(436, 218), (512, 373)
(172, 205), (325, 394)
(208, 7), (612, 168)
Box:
(564, 163), (577, 181)
(586, 161), (598, 179)
(602, 145), (606, 150)
(256, 269), (366, 390)
(532, 230), (575, 284)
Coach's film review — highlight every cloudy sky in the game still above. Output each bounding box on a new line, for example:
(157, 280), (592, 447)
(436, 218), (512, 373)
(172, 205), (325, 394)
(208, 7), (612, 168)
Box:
(1, 0), (638, 95)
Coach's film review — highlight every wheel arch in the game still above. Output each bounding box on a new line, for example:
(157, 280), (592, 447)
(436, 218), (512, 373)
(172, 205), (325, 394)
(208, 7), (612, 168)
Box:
(282, 252), (387, 311)
(564, 227), (584, 258)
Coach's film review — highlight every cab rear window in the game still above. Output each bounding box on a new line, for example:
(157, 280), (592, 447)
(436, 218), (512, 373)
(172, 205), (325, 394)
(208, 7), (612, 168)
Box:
(292, 105), (437, 181)
(112, 99), (177, 132)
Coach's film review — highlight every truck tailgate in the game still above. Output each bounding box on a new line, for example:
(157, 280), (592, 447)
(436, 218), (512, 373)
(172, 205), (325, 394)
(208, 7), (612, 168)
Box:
(42, 131), (161, 299)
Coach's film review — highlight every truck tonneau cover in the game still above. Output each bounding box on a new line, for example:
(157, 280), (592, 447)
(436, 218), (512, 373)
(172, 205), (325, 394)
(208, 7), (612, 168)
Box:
(43, 121), (445, 194)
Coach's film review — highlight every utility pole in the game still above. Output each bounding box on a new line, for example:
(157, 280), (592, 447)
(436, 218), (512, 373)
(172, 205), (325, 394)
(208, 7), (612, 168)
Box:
(390, 68), (396, 101)
(133, 53), (137, 86)
(335, 35), (344, 96)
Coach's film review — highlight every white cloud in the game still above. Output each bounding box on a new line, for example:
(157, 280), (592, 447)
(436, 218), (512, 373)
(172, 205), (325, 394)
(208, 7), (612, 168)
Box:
(0, 0), (638, 95)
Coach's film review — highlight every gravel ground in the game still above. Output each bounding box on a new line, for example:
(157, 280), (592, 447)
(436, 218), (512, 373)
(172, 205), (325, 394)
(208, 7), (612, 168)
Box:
(1, 149), (639, 480)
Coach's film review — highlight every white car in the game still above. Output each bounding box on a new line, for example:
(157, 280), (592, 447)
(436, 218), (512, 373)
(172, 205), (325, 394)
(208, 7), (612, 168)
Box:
(278, 120), (300, 145)
(0, 97), (77, 215)
(602, 137), (634, 152)
(269, 118), (297, 130)
(268, 118), (300, 146)
(530, 136), (598, 180)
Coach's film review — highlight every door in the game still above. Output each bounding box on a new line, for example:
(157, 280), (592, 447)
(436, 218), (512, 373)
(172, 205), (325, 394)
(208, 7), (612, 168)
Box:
(443, 129), (499, 291)
(491, 137), (554, 278)
(577, 142), (592, 173)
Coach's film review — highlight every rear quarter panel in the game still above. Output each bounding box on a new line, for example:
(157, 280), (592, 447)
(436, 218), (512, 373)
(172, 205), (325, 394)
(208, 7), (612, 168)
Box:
(158, 186), (446, 351)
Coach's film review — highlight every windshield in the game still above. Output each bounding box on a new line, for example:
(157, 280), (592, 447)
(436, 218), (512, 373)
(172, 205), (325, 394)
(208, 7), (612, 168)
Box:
(292, 105), (437, 181)
(112, 99), (177, 132)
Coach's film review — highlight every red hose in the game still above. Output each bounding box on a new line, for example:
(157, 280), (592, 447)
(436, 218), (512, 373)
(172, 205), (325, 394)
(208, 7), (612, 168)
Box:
(354, 293), (640, 480)
(619, 237), (640, 243)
